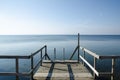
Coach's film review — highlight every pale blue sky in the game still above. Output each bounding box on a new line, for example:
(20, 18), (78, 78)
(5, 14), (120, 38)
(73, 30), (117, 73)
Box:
(0, 0), (120, 35)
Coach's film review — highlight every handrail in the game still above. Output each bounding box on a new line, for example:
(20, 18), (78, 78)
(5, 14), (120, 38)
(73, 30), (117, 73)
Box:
(80, 46), (120, 80)
(80, 47), (120, 59)
(0, 55), (30, 59)
(80, 47), (100, 59)
(99, 55), (120, 59)
(79, 55), (99, 76)
(30, 45), (46, 57)
(0, 45), (50, 80)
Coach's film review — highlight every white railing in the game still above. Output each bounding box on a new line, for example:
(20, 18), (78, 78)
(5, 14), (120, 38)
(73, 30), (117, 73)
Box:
(80, 46), (120, 80)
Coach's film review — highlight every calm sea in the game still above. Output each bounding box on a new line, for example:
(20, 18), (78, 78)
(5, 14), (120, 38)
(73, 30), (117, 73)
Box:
(0, 35), (120, 80)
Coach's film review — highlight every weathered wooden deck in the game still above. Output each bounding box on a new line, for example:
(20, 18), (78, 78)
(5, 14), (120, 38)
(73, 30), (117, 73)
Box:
(34, 60), (93, 80)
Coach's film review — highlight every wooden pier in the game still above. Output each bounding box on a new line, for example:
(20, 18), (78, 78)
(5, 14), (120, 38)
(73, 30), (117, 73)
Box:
(0, 33), (120, 80)
(34, 60), (93, 80)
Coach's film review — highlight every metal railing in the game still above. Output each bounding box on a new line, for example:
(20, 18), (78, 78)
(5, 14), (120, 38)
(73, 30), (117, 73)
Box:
(0, 45), (51, 80)
(79, 46), (120, 80)
(0, 33), (120, 80)
(69, 33), (120, 80)
(69, 45), (120, 80)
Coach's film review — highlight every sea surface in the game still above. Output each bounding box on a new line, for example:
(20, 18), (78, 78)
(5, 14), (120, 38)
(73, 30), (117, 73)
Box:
(0, 35), (120, 80)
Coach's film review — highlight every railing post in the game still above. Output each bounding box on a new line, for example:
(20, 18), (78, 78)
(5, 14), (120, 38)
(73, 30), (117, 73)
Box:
(78, 33), (80, 62)
(111, 58), (115, 80)
(45, 45), (47, 60)
(54, 48), (56, 61)
(63, 48), (65, 60)
(83, 51), (85, 66)
(41, 50), (42, 66)
(31, 55), (34, 80)
(94, 57), (96, 79)
(16, 58), (19, 80)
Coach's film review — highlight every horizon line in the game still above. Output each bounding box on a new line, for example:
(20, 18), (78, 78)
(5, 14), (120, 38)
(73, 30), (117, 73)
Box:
(0, 33), (120, 35)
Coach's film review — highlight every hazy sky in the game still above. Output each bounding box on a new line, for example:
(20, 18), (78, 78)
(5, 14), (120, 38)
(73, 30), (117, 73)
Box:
(0, 0), (120, 35)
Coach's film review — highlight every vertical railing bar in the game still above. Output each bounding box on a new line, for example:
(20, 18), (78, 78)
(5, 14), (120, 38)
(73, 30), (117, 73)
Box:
(111, 58), (115, 80)
(16, 58), (19, 80)
(45, 46), (47, 60)
(54, 48), (56, 61)
(94, 57), (96, 79)
(41, 50), (42, 66)
(78, 33), (80, 62)
(63, 48), (65, 60)
(31, 55), (33, 80)
(83, 51), (85, 66)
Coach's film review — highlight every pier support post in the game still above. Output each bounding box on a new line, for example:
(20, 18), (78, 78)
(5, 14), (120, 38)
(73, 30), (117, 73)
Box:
(111, 58), (115, 80)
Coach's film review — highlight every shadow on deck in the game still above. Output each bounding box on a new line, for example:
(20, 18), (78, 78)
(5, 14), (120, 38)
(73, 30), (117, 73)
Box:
(33, 60), (93, 80)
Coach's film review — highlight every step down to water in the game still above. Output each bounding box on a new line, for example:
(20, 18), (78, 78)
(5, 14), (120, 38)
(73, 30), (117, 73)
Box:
(34, 60), (93, 80)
